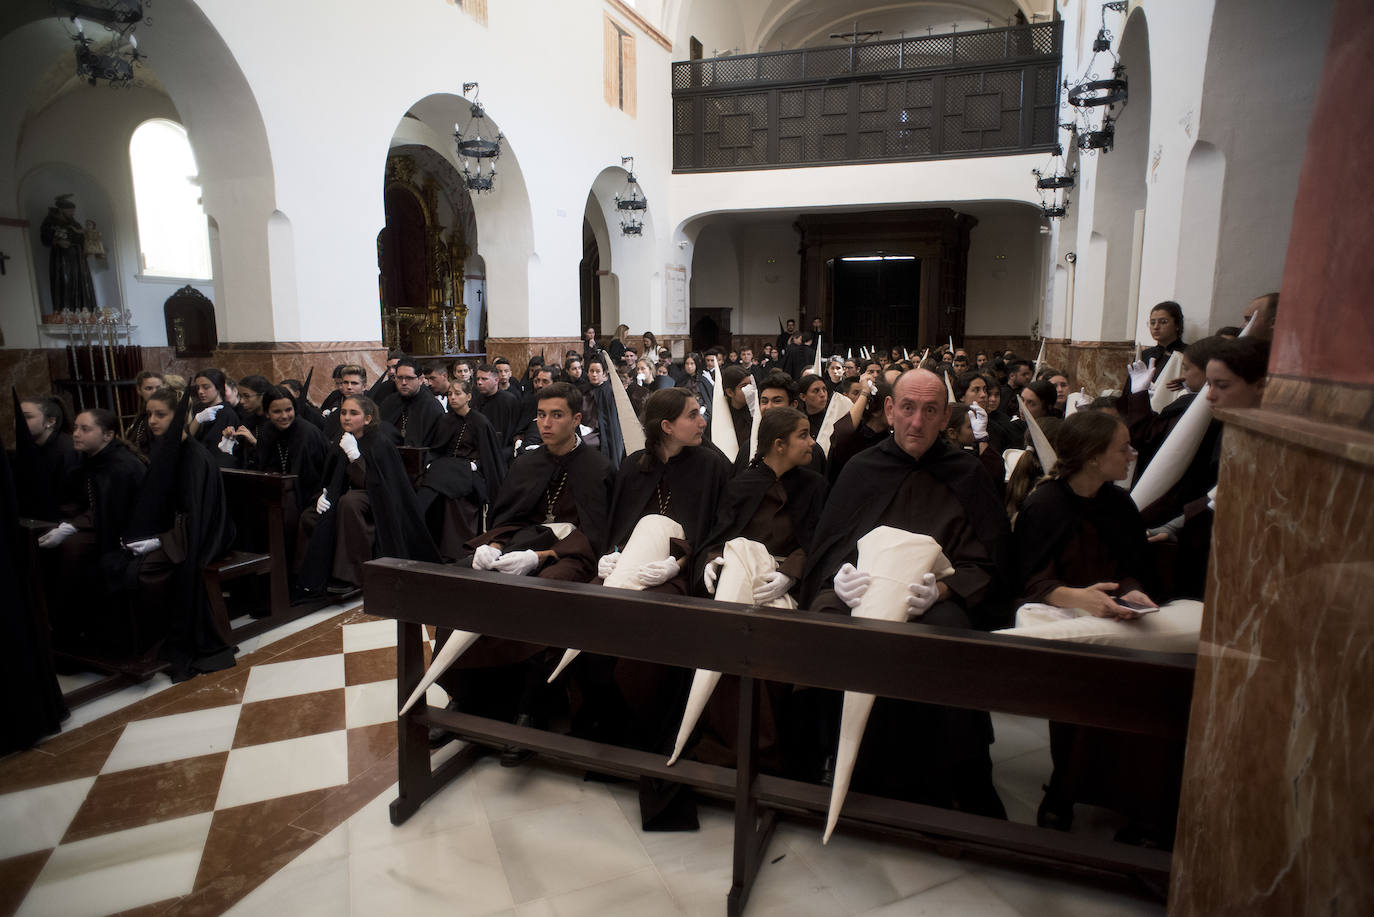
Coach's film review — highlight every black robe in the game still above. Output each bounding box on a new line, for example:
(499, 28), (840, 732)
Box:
(486, 441), (615, 557)
(297, 424), (439, 590)
(1141, 338), (1186, 381)
(583, 380), (626, 469)
(474, 388), (523, 456)
(252, 417), (329, 498)
(381, 390), (446, 457)
(695, 463), (827, 588)
(66, 439), (148, 553)
(16, 431), (80, 522)
(803, 436), (1011, 626)
(0, 431), (68, 750)
(726, 403), (754, 475)
(192, 402), (242, 469)
(420, 409), (506, 508)
(606, 446), (733, 576)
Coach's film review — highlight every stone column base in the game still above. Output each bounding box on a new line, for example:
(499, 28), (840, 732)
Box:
(1038, 338), (1134, 397)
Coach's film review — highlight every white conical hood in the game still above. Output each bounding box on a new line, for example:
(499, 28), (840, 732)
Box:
(710, 366), (738, 464)
(605, 352), (646, 455)
(824, 527), (952, 843)
(398, 630), (482, 715)
(1018, 394), (1058, 473)
(815, 392), (854, 457)
(944, 371), (957, 404)
(1149, 351), (1186, 414)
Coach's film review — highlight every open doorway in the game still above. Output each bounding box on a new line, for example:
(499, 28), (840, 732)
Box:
(829, 254), (921, 348)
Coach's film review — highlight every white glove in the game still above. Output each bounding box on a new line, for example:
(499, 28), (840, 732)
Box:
(316, 491), (331, 514)
(492, 549), (539, 576)
(968, 403), (988, 441)
(741, 380), (759, 414)
(753, 571), (795, 604)
(906, 573), (940, 618)
(1127, 358), (1156, 394)
(217, 436), (237, 454)
(597, 551), (621, 579)
(832, 562), (871, 609)
(339, 432), (361, 461)
(636, 557), (680, 588)
(636, 373), (647, 385)
(472, 543), (502, 570)
(37, 522), (78, 548)
(194, 404), (223, 425)
(126, 537), (162, 556)
(1207, 486), (1217, 514)
(703, 556), (725, 595)
(865, 378), (878, 396)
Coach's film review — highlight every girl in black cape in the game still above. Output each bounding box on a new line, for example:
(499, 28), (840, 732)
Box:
(1013, 410), (1177, 847)
(686, 407), (828, 777)
(590, 387), (732, 830)
(16, 394), (79, 521)
(417, 380), (506, 561)
(216, 374), (274, 467)
(37, 408), (147, 653)
(111, 387), (238, 680)
(187, 368), (241, 468)
(250, 385), (328, 555)
(295, 395), (438, 595)
(580, 358), (626, 469)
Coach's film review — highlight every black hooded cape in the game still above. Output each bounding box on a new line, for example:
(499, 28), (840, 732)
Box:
(801, 436), (1012, 629)
(69, 438), (147, 553)
(381, 390), (446, 457)
(474, 388), (523, 456)
(253, 414), (329, 499)
(488, 443), (615, 556)
(418, 408), (506, 509)
(12, 389), (79, 521)
(694, 462), (827, 580)
(0, 422), (68, 750)
(606, 446), (732, 568)
(584, 380), (626, 470)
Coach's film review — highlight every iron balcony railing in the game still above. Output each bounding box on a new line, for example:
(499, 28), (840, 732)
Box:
(672, 21), (1063, 172)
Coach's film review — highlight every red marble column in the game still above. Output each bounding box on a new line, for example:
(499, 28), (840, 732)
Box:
(1169, 2), (1374, 913)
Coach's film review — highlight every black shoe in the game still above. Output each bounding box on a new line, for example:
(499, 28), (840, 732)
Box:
(291, 585), (324, 605)
(819, 754), (836, 787)
(1114, 821), (1172, 850)
(1036, 789), (1074, 831)
(499, 714), (537, 767)
(325, 578), (356, 596)
(428, 700), (460, 749)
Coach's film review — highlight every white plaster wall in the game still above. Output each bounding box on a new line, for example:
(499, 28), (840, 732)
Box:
(965, 206), (1048, 335)
(735, 220), (800, 333)
(689, 222), (740, 314)
(188, 0), (678, 342)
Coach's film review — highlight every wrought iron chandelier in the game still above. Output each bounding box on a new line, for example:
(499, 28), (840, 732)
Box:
(1032, 144), (1076, 219)
(453, 82), (502, 193)
(1063, 1), (1128, 154)
(615, 157), (647, 237)
(54, 1), (149, 88)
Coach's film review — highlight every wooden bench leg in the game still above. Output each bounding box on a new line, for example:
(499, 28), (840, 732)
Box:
(728, 675), (777, 917)
(204, 569), (233, 639)
(392, 620), (435, 825)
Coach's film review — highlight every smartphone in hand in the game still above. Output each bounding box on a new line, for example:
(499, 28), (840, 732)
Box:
(1115, 598), (1159, 614)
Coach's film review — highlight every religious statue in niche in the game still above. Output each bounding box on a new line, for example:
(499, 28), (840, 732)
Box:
(39, 194), (98, 313)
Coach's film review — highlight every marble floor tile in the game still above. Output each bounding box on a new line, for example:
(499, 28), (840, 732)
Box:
(0, 776), (97, 859)
(215, 730), (350, 810)
(988, 712), (1051, 764)
(17, 811), (214, 917)
(343, 645), (398, 685)
(242, 604), (358, 656)
(655, 829), (847, 917)
(605, 784), (735, 869)
(343, 678), (399, 729)
(473, 758), (614, 824)
(780, 820), (969, 915)
(346, 721), (397, 779)
(973, 859), (1165, 916)
(241, 654), (345, 704)
(340, 617), (399, 654)
(101, 705), (241, 774)
(514, 865), (680, 917)
(220, 839), (350, 917)
(855, 873), (1021, 916)
(64, 752), (228, 843)
(991, 744), (1054, 827)
(488, 795), (652, 904)
(61, 675), (177, 734)
(56, 671), (105, 694)
(258, 628), (344, 665)
(348, 821), (514, 917)
(0, 849), (53, 916)
(232, 689), (347, 748)
(346, 776), (484, 856)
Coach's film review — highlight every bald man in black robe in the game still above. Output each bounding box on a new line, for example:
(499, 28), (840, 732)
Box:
(800, 369), (1012, 817)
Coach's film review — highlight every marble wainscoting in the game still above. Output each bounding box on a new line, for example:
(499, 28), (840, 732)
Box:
(1168, 409), (1374, 915)
(1040, 339), (1134, 397)
(163, 342), (389, 393)
(0, 348), (56, 432)
(486, 335), (694, 372)
(963, 336), (1038, 361)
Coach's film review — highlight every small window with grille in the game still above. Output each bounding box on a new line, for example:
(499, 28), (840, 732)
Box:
(604, 13), (636, 116)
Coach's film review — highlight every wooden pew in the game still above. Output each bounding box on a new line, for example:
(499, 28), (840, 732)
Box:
(397, 445), (428, 489)
(211, 469), (340, 640)
(365, 560), (1196, 915)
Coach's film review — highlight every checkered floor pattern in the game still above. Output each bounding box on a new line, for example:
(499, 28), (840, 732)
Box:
(0, 608), (438, 917)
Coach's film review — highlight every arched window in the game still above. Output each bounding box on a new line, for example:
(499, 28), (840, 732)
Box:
(129, 119), (212, 279)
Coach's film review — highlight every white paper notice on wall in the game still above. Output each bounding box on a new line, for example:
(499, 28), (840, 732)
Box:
(667, 264), (687, 327)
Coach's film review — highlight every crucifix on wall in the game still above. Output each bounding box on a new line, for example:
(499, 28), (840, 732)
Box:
(828, 20), (883, 44)
(0, 250), (10, 275)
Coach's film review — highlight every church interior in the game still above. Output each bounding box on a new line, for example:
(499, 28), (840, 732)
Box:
(0, 0), (1370, 914)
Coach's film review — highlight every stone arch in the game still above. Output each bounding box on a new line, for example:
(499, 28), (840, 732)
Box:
(1174, 142), (1226, 335)
(588, 164), (658, 334)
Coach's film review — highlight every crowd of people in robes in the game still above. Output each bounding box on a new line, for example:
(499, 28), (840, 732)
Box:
(3, 293), (1277, 849)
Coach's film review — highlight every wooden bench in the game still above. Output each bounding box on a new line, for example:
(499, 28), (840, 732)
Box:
(364, 560), (1196, 915)
(397, 445), (428, 489)
(210, 469), (341, 641)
